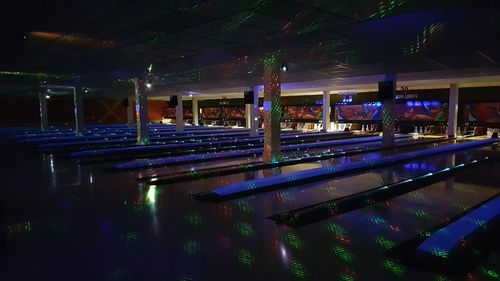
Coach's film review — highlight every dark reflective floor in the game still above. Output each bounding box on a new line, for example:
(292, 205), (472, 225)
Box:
(1, 138), (500, 281)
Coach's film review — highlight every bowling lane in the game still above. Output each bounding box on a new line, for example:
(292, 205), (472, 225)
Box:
(221, 149), (484, 217)
(29, 129), (255, 145)
(163, 139), (457, 195)
(74, 132), (363, 163)
(137, 136), (420, 178)
(38, 132), (260, 152)
(294, 162), (500, 254)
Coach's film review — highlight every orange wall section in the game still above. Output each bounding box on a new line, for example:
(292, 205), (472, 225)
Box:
(147, 100), (167, 123)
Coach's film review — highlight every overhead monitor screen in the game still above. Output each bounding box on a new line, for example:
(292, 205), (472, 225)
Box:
(464, 103), (500, 124)
(335, 103), (382, 121)
(395, 101), (447, 122)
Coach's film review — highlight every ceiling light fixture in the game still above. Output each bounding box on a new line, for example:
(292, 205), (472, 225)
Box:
(145, 79), (152, 89)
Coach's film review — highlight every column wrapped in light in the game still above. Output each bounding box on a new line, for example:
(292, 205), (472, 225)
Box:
(134, 78), (150, 145)
(262, 52), (282, 163)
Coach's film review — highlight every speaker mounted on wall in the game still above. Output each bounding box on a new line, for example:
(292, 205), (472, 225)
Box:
(378, 81), (395, 100)
(244, 91), (254, 104)
(170, 96), (178, 107)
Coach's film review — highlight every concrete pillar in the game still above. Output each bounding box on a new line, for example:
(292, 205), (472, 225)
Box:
(73, 87), (84, 135)
(38, 91), (49, 131)
(245, 87), (258, 131)
(382, 75), (397, 147)
(250, 86), (259, 137)
(322, 90), (331, 132)
(447, 83), (459, 138)
(127, 93), (134, 128)
(192, 98), (199, 126)
(445, 153), (456, 189)
(245, 102), (252, 129)
(263, 53), (282, 163)
(134, 78), (149, 145)
(176, 94), (184, 132)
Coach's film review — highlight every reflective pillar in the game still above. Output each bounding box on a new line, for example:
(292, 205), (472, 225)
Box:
(134, 78), (149, 145)
(250, 86), (259, 137)
(73, 87), (84, 135)
(322, 90), (331, 132)
(127, 93), (134, 128)
(447, 83), (459, 138)
(192, 98), (199, 126)
(445, 153), (456, 189)
(263, 53), (282, 163)
(176, 94), (184, 132)
(382, 75), (397, 147)
(39, 91), (49, 131)
(245, 101), (252, 129)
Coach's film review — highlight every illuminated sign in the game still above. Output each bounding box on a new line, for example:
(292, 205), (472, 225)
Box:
(396, 93), (419, 100)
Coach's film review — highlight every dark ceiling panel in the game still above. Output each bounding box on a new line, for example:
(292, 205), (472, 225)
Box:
(0, 0), (499, 93)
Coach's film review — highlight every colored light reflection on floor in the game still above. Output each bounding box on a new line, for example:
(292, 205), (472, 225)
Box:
(481, 268), (500, 280)
(235, 222), (255, 238)
(369, 0), (408, 19)
(333, 246), (355, 263)
(382, 258), (406, 278)
(289, 260), (308, 280)
(183, 240), (200, 256)
(237, 249), (255, 267)
(185, 212), (204, 228)
(375, 235), (396, 250)
(282, 233), (305, 251)
(146, 185), (157, 204)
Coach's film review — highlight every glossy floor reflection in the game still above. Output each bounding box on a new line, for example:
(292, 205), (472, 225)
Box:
(1, 139), (499, 281)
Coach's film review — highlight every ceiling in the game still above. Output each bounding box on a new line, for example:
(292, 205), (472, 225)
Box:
(1, 0), (500, 97)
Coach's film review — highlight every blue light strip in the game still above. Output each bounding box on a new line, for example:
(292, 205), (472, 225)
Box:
(70, 131), (353, 157)
(37, 131), (254, 148)
(30, 130), (250, 145)
(9, 126), (239, 141)
(117, 148), (263, 170)
(417, 195), (500, 256)
(274, 157), (489, 226)
(113, 135), (411, 171)
(207, 139), (498, 198)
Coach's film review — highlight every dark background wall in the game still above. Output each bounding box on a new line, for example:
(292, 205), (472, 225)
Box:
(1, 86), (499, 126)
(0, 96), (168, 126)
